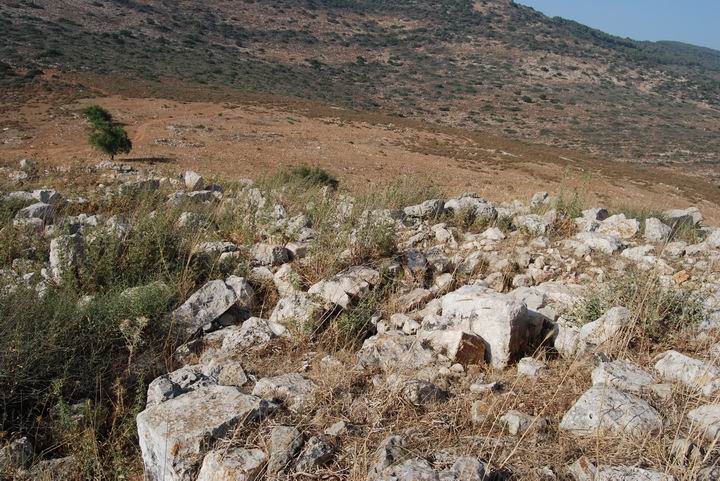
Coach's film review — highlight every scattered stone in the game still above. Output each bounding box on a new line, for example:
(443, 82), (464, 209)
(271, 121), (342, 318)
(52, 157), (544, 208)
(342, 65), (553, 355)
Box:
(670, 438), (704, 466)
(308, 266), (380, 309)
(591, 359), (654, 394)
(196, 448), (266, 481)
(644, 218), (672, 242)
(665, 207), (702, 227)
(469, 381), (503, 394)
(514, 214), (549, 235)
(358, 332), (435, 371)
(171, 279), (240, 337)
(418, 329), (486, 367)
(273, 263), (303, 297)
(401, 379), (447, 405)
(500, 409), (547, 435)
(49, 233), (85, 279)
(560, 385), (662, 438)
(597, 214), (639, 239)
(654, 350), (720, 395)
(0, 437), (33, 471)
(395, 288), (434, 312)
(251, 243), (292, 266)
(404, 199), (445, 219)
(26, 456), (79, 481)
(517, 357), (547, 377)
(368, 435), (407, 478)
(574, 232), (621, 255)
(146, 364), (215, 407)
(530, 192), (549, 208)
(568, 457), (674, 481)
(184, 170), (204, 191)
(137, 386), (276, 481)
(270, 292), (323, 327)
(15, 202), (54, 224)
(687, 404), (720, 441)
(268, 426), (304, 474)
(444, 194), (497, 222)
(441, 456), (488, 481)
(579, 306), (631, 346)
(120, 178), (160, 195)
(252, 374), (317, 413)
(295, 435), (337, 472)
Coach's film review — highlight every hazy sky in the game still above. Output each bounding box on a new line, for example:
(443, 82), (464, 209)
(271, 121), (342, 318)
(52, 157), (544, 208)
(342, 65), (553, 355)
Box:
(517, 0), (720, 51)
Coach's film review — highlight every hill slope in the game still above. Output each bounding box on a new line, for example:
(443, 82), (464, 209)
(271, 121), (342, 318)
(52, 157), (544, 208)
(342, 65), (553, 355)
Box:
(2, 0), (720, 163)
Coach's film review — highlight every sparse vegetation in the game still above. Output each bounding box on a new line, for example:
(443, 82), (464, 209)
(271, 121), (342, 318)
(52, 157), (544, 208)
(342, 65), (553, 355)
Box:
(1, 161), (719, 480)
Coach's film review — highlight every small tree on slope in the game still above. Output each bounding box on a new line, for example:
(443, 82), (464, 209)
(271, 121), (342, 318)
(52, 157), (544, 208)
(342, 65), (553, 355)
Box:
(82, 105), (132, 161)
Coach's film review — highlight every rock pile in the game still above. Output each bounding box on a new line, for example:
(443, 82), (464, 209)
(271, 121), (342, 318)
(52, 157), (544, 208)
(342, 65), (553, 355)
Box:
(3, 163), (720, 480)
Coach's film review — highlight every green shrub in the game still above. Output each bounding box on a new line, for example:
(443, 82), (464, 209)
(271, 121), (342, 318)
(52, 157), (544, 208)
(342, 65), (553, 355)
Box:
(82, 105), (133, 160)
(276, 164), (339, 189)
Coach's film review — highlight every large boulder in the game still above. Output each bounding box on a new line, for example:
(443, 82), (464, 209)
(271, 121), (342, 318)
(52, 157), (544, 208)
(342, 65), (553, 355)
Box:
(440, 285), (534, 368)
(560, 385), (662, 438)
(137, 386), (276, 481)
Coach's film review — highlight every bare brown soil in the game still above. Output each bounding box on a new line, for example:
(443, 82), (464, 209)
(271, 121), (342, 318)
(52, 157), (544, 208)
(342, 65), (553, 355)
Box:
(2, 80), (719, 222)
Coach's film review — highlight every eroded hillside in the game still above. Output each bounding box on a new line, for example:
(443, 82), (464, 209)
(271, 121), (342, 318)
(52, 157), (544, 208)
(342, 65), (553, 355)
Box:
(2, 0), (720, 163)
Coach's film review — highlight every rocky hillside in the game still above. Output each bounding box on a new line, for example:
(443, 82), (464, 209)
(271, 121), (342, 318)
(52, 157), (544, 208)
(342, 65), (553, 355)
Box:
(1, 159), (720, 480)
(2, 0), (720, 164)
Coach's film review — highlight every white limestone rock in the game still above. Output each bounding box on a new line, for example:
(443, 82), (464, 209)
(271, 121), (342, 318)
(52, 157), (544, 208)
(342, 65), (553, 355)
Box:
(579, 306), (631, 346)
(196, 448), (265, 481)
(654, 350), (720, 395)
(441, 285), (534, 368)
(252, 373), (317, 413)
(183, 170), (204, 191)
(560, 385), (662, 438)
(591, 359), (654, 394)
(137, 386), (275, 481)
